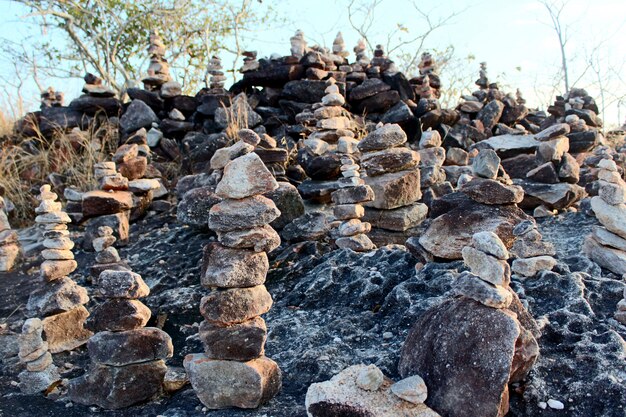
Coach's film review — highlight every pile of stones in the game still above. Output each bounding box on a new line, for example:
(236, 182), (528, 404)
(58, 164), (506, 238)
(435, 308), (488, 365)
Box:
(510, 220), (557, 277)
(89, 226), (130, 279)
(417, 128), (449, 205)
(184, 151), (282, 409)
(206, 55), (227, 90)
(306, 364), (438, 416)
(583, 158), (626, 275)
(40, 87), (64, 108)
(69, 268), (172, 409)
(17, 318), (60, 395)
(331, 155), (376, 251)
(0, 195), (20, 271)
(240, 50), (259, 73)
(26, 185), (91, 353)
(142, 29), (172, 92)
(81, 161), (132, 250)
(459, 231), (513, 309)
(358, 123), (426, 245)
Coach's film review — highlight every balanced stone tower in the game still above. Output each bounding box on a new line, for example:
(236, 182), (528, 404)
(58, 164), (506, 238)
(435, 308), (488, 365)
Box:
(583, 158), (626, 275)
(26, 185), (91, 353)
(68, 268), (172, 409)
(17, 318), (61, 394)
(142, 29), (172, 91)
(184, 151), (282, 409)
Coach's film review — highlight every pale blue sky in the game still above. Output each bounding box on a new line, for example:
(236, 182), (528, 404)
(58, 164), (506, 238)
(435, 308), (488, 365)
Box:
(1, 0), (625, 126)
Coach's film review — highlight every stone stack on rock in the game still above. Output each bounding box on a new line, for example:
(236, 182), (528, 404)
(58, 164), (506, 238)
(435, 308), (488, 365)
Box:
(346, 38), (370, 83)
(357, 123), (427, 245)
(459, 231), (513, 309)
(81, 162), (132, 250)
(17, 318), (61, 395)
(399, 231), (540, 417)
(0, 195), (20, 271)
(332, 32), (350, 62)
(81, 73), (115, 98)
(27, 185), (91, 353)
(510, 220), (557, 277)
(184, 151), (282, 409)
(290, 29), (308, 59)
(40, 87), (64, 108)
(253, 131), (289, 180)
(67, 72), (122, 119)
(417, 127), (450, 206)
(582, 158), (626, 275)
(142, 29), (172, 92)
(89, 226), (130, 279)
(298, 77), (355, 202)
(415, 52), (441, 100)
(206, 55), (227, 90)
(330, 155), (376, 252)
(512, 122), (585, 214)
(305, 364), (440, 416)
(68, 266), (172, 409)
(240, 51), (259, 73)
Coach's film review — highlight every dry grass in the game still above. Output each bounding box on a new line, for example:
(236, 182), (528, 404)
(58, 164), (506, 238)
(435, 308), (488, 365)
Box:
(221, 95), (250, 142)
(0, 118), (118, 226)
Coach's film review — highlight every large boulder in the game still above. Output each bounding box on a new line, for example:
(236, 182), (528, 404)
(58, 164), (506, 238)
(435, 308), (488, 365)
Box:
(398, 297), (539, 417)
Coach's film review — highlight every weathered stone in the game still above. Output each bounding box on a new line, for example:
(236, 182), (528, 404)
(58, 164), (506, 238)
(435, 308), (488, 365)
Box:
(282, 212), (330, 242)
(334, 204), (365, 220)
(355, 364), (384, 391)
(591, 196), (626, 238)
(68, 360), (167, 409)
(216, 153), (279, 199)
(537, 137), (569, 163)
(557, 153), (580, 184)
(18, 365), (61, 395)
(82, 190), (133, 217)
(598, 181), (626, 205)
(209, 195), (280, 232)
(582, 235), (626, 275)
(117, 156), (148, 180)
(39, 259), (77, 281)
(201, 243), (269, 288)
(331, 185), (375, 205)
(361, 148), (420, 176)
(364, 170), (422, 210)
(210, 141), (255, 170)
(357, 124), (407, 152)
(264, 182), (305, 230)
(217, 225), (280, 253)
(119, 100), (159, 133)
(363, 203), (428, 232)
(96, 270), (149, 299)
(177, 186), (221, 227)
(41, 306), (92, 353)
(88, 328), (173, 366)
(83, 212), (130, 250)
(461, 178), (524, 205)
(472, 150), (500, 179)
(399, 298), (537, 417)
(200, 285), (273, 325)
(183, 354), (281, 409)
(477, 100), (504, 130)
(391, 375), (428, 405)
(511, 256), (557, 277)
(199, 317), (267, 361)
(86, 299), (151, 332)
(454, 271), (512, 308)
(335, 234), (376, 252)
(306, 364), (440, 417)
(472, 231), (509, 260)
(462, 247), (511, 286)
(591, 226), (626, 251)
(534, 123), (570, 141)
(517, 180), (585, 210)
(41, 248), (74, 260)
(27, 277), (89, 316)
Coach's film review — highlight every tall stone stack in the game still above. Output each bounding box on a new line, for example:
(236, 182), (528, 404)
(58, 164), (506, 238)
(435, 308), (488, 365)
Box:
(459, 231), (513, 309)
(583, 158), (626, 275)
(68, 268), (172, 409)
(357, 123), (427, 245)
(510, 220), (557, 277)
(89, 226), (130, 279)
(206, 55), (227, 90)
(415, 52), (441, 100)
(0, 195), (20, 271)
(142, 29), (172, 92)
(81, 161), (132, 250)
(331, 155), (376, 252)
(17, 318), (60, 394)
(184, 152), (282, 409)
(27, 185), (91, 353)
(346, 38), (370, 83)
(418, 128), (449, 205)
(332, 32), (350, 61)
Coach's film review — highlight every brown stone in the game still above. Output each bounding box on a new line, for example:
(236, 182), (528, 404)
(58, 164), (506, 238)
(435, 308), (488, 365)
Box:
(42, 306), (92, 353)
(117, 156), (148, 180)
(201, 243), (269, 288)
(87, 328), (173, 366)
(86, 299), (151, 332)
(82, 190), (133, 217)
(199, 317), (267, 361)
(217, 225), (281, 253)
(364, 170), (421, 210)
(200, 285), (273, 325)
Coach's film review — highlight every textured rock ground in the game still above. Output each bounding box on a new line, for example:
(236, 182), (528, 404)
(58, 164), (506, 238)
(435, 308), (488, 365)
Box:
(0, 209), (624, 416)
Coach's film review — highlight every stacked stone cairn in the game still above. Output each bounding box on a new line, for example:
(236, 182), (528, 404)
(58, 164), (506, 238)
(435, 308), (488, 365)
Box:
(142, 29), (172, 92)
(290, 29), (308, 59)
(68, 268), (172, 409)
(510, 220), (557, 277)
(207, 55), (227, 90)
(81, 161), (132, 250)
(583, 158), (626, 275)
(415, 52), (441, 100)
(81, 72), (115, 97)
(332, 32), (350, 61)
(40, 87), (64, 108)
(27, 185), (91, 353)
(346, 38), (370, 83)
(0, 195), (20, 271)
(331, 154), (376, 252)
(17, 318), (61, 394)
(184, 151), (282, 409)
(418, 127), (450, 205)
(89, 226), (130, 279)
(459, 231), (513, 309)
(357, 123), (427, 245)
(240, 51), (259, 73)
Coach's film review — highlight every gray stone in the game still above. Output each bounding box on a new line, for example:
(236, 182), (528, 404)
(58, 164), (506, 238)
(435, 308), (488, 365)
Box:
(199, 317), (267, 361)
(218, 225), (280, 253)
(87, 328), (173, 366)
(582, 236), (626, 275)
(472, 150), (500, 179)
(215, 153), (279, 199)
(511, 256), (557, 277)
(27, 277), (89, 316)
(200, 285), (273, 325)
(119, 100), (159, 133)
(357, 124), (407, 152)
(364, 170), (421, 210)
(355, 364), (384, 391)
(96, 270), (149, 299)
(209, 195), (280, 232)
(455, 271), (512, 308)
(471, 231), (509, 260)
(201, 243), (269, 288)
(391, 375), (428, 404)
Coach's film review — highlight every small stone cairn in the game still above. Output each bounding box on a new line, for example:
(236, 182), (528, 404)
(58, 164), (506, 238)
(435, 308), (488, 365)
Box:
(0, 195), (20, 271)
(418, 127), (449, 205)
(290, 29), (307, 59)
(68, 267), (172, 409)
(40, 87), (64, 108)
(357, 123), (426, 244)
(142, 29), (172, 91)
(583, 158), (626, 275)
(240, 50), (259, 73)
(459, 231), (513, 309)
(207, 55), (227, 91)
(184, 151), (282, 409)
(331, 154), (376, 252)
(81, 161), (133, 249)
(346, 38), (370, 83)
(510, 220), (557, 277)
(416, 52), (441, 100)
(82, 72), (115, 97)
(89, 226), (130, 279)
(27, 185), (91, 353)
(17, 318), (61, 395)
